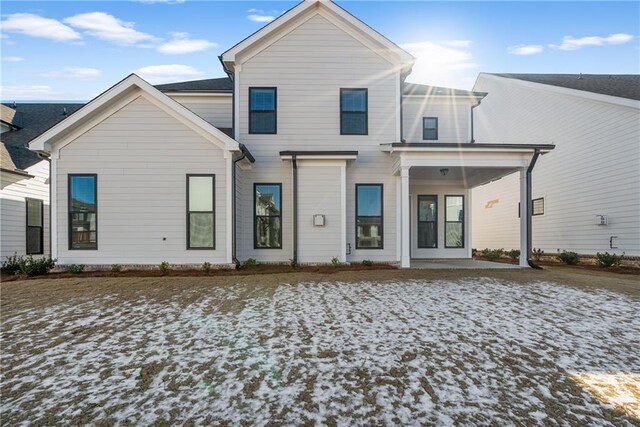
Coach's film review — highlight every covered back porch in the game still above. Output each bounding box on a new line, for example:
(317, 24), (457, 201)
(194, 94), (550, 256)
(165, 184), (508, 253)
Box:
(384, 143), (554, 268)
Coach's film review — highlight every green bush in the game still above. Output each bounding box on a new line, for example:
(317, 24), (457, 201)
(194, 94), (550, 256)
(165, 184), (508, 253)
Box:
(1, 253), (23, 274)
(19, 256), (56, 277)
(596, 252), (625, 268)
(506, 249), (520, 260)
(482, 248), (504, 261)
(558, 251), (579, 265)
(159, 261), (170, 275)
(331, 257), (340, 267)
(471, 248), (478, 257)
(289, 258), (299, 268)
(111, 264), (122, 273)
(532, 248), (544, 262)
(362, 259), (373, 267)
(67, 264), (85, 274)
(242, 258), (257, 269)
(202, 262), (212, 275)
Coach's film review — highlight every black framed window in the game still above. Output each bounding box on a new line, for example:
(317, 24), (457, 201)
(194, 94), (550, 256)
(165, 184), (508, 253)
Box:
(417, 195), (437, 248)
(249, 87), (277, 134)
(254, 183), (282, 249)
(518, 198), (545, 217)
(187, 175), (215, 249)
(423, 117), (438, 140)
(340, 88), (368, 135)
(445, 195), (464, 248)
(26, 198), (43, 255)
(69, 174), (97, 250)
(356, 184), (383, 249)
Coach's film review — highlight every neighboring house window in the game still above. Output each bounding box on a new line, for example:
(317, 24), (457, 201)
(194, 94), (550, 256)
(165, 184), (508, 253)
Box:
(254, 183), (282, 249)
(518, 198), (545, 217)
(69, 174), (97, 250)
(445, 195), (464, 248)
(187, 175), (215, 249)
(356, 184), (383, 249)
(249, 87), (277, 134)
(26, 198), (43, 255)
(417, 195), (437, 248)
(340, 88), (368, 135)
(423, 117), (438, 140)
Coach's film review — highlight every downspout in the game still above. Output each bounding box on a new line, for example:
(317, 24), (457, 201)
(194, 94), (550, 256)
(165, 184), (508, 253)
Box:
(470, 99), (481, 143)
(399, 71), (404, 142)
(218, 55), (234, 138)
(38, 152), (52, 258)
(292, 154), (298, 264)
(526, 148), (541, 269)
(232, 151), (247, 268)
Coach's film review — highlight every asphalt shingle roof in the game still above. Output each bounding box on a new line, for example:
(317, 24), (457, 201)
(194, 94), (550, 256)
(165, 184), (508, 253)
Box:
(491, 73), (640, 101)
(403, 83), (486, 98)
(155, 77), (232, 92)
(0, 103), (84, 170)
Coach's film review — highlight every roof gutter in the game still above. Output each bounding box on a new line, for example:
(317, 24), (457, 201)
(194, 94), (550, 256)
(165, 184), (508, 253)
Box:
(526, 148), (541, 269)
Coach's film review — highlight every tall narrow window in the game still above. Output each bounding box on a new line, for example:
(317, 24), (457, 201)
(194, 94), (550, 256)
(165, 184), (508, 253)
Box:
(356, 184), (383, 249)
(26, 198), (43, 254)
(187, 175), (215, 249)
(341, 88), (368, 135)
(249, 87), (277, 134)
(255, 183), (282, 249)
(417, 195), (437, 248)
(69, 174), (97, 250)
(423, 117), (438, 140)
(445, 195), (464, 248)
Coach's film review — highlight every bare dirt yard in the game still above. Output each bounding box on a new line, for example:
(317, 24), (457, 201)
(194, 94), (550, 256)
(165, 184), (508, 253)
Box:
(2, 267), (639, 425)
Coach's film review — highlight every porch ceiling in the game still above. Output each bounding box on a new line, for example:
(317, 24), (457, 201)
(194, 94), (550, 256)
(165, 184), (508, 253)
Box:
(409, 166), (518, 188)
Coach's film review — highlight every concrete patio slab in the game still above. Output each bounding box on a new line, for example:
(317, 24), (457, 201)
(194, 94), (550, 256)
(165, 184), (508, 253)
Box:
(410, 259), (522, 269)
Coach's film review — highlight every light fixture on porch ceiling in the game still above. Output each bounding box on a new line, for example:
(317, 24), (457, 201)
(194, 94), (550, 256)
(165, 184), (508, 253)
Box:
(440, 168), (449, 176)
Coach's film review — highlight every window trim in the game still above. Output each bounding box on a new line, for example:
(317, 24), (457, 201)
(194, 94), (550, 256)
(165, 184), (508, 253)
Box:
(444, 194), (464, 249)
(422, 117), (438, 141)
(355, 183), (384, 250)
(68, 173), (98, 251)
(340, 88), (368, 135)
(518, 197), (545, 217)
(25, 197), (44, 255)
(253, 182), (283, 250)
(417, 194), (438, 249)
(186, 174), (216, 250)
(249, 87), (277, 135)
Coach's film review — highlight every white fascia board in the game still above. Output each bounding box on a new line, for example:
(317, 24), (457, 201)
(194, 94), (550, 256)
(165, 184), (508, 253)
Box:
(383, 145), (553, 155)
(280, 154), (358, 160)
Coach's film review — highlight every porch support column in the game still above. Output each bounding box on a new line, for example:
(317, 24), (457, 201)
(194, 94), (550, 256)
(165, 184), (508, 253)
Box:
(519, 167), (528, 267)
(401, 165), (411, 268)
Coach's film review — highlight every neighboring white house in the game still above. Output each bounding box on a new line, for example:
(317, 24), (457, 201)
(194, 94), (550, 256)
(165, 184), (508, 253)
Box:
(1, 103), (83, 260)
(472, 73), (640, 256)
(26, 0), (552, 268)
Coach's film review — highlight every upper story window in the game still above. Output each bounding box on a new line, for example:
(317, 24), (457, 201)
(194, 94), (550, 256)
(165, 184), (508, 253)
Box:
(249, 87), (277, 134)
(340, 88), (368, 135)
(69, 174), (97, 250)
(423, 117), (438, 140)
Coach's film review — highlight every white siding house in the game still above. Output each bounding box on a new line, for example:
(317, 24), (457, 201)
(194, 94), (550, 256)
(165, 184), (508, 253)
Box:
(472, 73), (640, 256)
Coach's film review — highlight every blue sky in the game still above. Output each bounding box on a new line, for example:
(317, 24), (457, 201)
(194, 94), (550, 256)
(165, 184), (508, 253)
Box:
(1, 1), (638, 101)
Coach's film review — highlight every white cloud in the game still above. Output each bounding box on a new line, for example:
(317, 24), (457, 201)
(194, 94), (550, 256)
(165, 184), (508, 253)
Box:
(441, 40), (472, 48)
(157, 33), (217, 54)
(550, 33), (633, 51)
(0, 13), (81, 42)
(246, 8), (279, 23)
(507, 44), (544, 55)
(400, 40), (479, 89)
(64, 12), (156, 45)
(133, 64), (203, 84)
(0, 85), (57, 99)
(2, 56), (25, 62)
(42, 67), (102, 80)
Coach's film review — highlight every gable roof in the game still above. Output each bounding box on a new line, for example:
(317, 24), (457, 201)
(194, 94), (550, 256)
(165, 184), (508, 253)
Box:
(1, 104), (22, 129)
(2, 103), (84, 169)
(404, 83), (487, 99)
(490, 73), (640, 101)
(221, 0), (414, 70)
(155, 77), (232, 93)
(29, 74), (242, 155)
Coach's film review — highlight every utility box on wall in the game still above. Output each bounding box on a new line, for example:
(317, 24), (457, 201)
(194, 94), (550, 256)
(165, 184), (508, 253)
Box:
(595, 215), (608, 226)
(313, 214), (326, 227)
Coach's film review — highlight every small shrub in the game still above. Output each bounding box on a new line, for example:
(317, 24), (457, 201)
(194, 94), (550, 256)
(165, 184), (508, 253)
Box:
(1, 253), (23, 274)
(289, 258), (299, 268)
(19, 256), (56, 277)
(471, 248), (478, 257)
(506, 249), (520, 260)
(242, 258), (257, 269)
(558, 251), (579, 265)
(67, 264), (85, 274)
(532, 248), (544, 262)
(331, 257), (340, 267)
(159, 261), (170, 275)
(202, 262), (212, 275)
(362, 259), (373, 267)
(596, 252), (625, 268)
(110, 264), (122, 273)
(482, 248), (504, 261)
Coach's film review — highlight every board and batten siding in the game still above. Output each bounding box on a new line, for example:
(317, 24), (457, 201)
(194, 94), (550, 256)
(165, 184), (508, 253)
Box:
(168, 95), (232, 129)
(402, 98), (471, 143)
(472, 75), (640, 255)
(235, 12), (400, 263)
(0, 161), (50, 259)
(55, 96), (230, 265)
